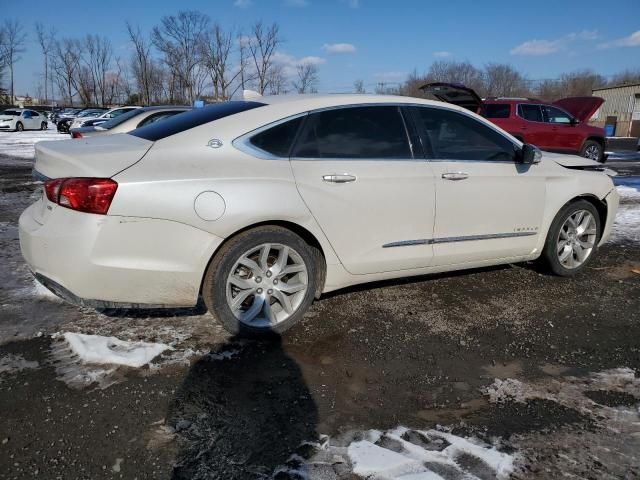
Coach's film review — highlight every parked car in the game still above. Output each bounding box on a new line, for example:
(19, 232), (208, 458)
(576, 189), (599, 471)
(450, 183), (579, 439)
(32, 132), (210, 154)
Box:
(20, 95), (619, 336)
(51, 108), (82, 125)
(0, 109), (48, 131)
(69, 106), (190, 138)
(420, 83), (607, 162)
(57, 108), (108, 133)
(69, 106), (141, 130)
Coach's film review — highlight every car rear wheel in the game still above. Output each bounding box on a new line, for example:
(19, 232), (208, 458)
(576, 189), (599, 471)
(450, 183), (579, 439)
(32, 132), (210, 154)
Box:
(581, 140), (603, 162)
(202, 226), (320, 336)
(16, 122), (23, 132)
(541, 200), (601, 276)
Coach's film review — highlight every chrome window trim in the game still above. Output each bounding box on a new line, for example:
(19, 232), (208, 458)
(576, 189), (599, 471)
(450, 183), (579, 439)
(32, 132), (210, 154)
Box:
(382, 231), (537, 248)
(232, 112), (309, 160)
(233, 102), (521, 161)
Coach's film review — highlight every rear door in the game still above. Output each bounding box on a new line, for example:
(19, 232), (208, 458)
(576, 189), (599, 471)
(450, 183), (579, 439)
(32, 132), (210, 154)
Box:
(409, 106), (546, 266)
(289, 105), (437, 275)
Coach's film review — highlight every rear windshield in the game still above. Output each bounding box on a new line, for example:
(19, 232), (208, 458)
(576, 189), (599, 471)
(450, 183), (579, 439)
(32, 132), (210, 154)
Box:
(130, 101), (265, 141)
(97, 108), (146, 130)
(2, 110), (21, 116)
(482, 104), (511, 118)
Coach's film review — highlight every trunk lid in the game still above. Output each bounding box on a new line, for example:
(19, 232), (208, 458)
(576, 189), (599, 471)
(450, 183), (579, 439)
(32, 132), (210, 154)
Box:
(552, 96), (604, 122)
(34, 133), (153, 179)
(419, 82), (483, 112)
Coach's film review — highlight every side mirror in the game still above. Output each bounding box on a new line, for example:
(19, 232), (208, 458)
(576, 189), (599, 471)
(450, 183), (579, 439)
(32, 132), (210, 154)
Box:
(519, 144), (542, 164)
(570, 118), (579, 126)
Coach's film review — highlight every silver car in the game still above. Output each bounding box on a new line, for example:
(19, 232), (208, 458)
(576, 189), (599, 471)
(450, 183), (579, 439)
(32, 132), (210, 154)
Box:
(69, 106), (191, 138)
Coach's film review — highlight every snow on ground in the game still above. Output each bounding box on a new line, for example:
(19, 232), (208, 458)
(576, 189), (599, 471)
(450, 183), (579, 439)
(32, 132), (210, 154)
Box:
(0, 123), (67, 165)
(611, 181), (640, 244)
(61, 332), (171, 368)
(275, 427), (515, 480)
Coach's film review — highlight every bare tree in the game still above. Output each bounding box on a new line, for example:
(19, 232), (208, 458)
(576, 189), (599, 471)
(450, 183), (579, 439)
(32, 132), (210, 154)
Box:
(82, 34), (113, 105)
(35, 23), (56, 104)
(558, 70), (606, 97)
(426, 60), (485, 96)
(247, 22), (281, 94)
(200, 24), (245, 100)
(152, 10), (210, 103)
(126, 23), (154, 105)
(267, 63), (288, 95)
(484, 63), (527, 97)
(609, 69), (640, 87)
(353, 79), (365, 94)
(292, 62), (318, 93)
(1, 19), (27, 103)
(52, 38), (82, 105)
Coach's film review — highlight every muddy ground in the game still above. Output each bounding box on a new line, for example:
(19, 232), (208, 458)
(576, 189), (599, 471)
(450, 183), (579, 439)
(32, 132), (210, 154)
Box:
(0, 149), (639, 479)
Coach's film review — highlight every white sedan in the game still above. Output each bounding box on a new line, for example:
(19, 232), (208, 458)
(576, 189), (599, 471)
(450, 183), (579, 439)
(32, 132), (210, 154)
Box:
(0, 108), (48, 131)
(19, 94), (619, 335)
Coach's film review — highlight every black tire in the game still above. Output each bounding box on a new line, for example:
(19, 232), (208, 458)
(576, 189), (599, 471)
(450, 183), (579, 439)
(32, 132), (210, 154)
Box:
(41, 122), (48, 130)
(16, 122), (23, 132)
(580, 140), (603, 162)
(202, 226), (321, 336)
(541, 200), (601, 276)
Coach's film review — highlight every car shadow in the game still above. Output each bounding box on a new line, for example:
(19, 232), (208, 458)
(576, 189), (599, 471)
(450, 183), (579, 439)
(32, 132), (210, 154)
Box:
(167, 334), (318, 479)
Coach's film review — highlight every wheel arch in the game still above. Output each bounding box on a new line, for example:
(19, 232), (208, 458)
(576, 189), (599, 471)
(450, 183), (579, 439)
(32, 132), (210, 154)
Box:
(559, 194), (608, 238)
(199, 220), (328, 300)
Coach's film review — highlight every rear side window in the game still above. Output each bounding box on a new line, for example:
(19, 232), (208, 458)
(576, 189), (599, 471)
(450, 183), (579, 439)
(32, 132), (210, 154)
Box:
(292, 106), (411, 159)
(482, 104), (511, 118)
(518, 104), (543, 122)
(249, 117), (304, 157)
(131, 101), (264, 141)
(411, 107), (516, 161)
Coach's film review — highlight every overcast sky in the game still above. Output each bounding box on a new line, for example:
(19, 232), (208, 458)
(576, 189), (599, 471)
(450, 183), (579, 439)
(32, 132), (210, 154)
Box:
(4, 0), (640, 96)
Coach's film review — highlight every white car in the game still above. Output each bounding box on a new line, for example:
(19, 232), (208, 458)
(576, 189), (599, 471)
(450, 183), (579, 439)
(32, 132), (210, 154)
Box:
(19, 94), (619, 336)
(0, 109), (48, 131)
(69, 106), (141, 130)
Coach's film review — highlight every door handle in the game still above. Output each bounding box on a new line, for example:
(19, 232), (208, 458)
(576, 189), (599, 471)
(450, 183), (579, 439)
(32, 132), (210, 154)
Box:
(442, 172), (469, 181)
(322, 174), (356, 183)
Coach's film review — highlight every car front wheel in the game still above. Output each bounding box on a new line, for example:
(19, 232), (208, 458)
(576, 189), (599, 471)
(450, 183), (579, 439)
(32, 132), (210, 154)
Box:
(202, 226), (320, 336)
(16, 122), (24, 132)
(581, 140), (603, 162)
(541, 200), (601, 276)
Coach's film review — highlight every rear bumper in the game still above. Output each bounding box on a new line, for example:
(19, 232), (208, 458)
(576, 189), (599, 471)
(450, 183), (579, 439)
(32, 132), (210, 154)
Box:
(599, 187), (619, 246)
(19, 202), (224, 307)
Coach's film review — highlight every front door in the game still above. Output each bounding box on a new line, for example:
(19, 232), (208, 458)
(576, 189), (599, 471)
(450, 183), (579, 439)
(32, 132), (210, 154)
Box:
(409, 106), (546, 266)
(289, 105), (437, 275)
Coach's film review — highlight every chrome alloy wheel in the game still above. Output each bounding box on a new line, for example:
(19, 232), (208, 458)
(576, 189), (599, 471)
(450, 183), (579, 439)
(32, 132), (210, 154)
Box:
(226, 243), (309, 327)
(556, 210), (597, 269)
(583, 144), (600, 160)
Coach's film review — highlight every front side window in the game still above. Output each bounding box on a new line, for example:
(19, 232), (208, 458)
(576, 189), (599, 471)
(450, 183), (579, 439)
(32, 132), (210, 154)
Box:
(543, 106), (572, 124)
(292, 106), (412, 159)
(482, 103), (511, 119)
(518, 104), (543, 122)
(411, 107), (516, 161)
(249, 116), (304, 157)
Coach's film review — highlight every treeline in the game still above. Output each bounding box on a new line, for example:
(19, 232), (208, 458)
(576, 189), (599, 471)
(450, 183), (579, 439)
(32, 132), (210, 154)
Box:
(0, 12), (319, 106)
(372, 61), (640, 101)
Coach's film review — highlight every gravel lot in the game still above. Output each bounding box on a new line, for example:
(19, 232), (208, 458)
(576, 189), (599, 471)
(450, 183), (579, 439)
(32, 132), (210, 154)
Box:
(0, 128), (639, 479)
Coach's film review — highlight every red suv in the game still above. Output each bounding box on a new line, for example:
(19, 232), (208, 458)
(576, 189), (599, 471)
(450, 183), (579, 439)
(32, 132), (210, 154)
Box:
(421, 83), (606, 162)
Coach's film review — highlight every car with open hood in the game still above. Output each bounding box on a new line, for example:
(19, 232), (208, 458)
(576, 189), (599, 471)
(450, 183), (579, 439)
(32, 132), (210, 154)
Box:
(20, 94), (618, 336)
(421, 82), (606, 162)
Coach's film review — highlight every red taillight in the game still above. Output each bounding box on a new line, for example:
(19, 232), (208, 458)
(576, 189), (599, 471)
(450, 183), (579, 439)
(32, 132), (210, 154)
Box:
(71, 131), (82, 139)
(43, 178), (118, 215)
